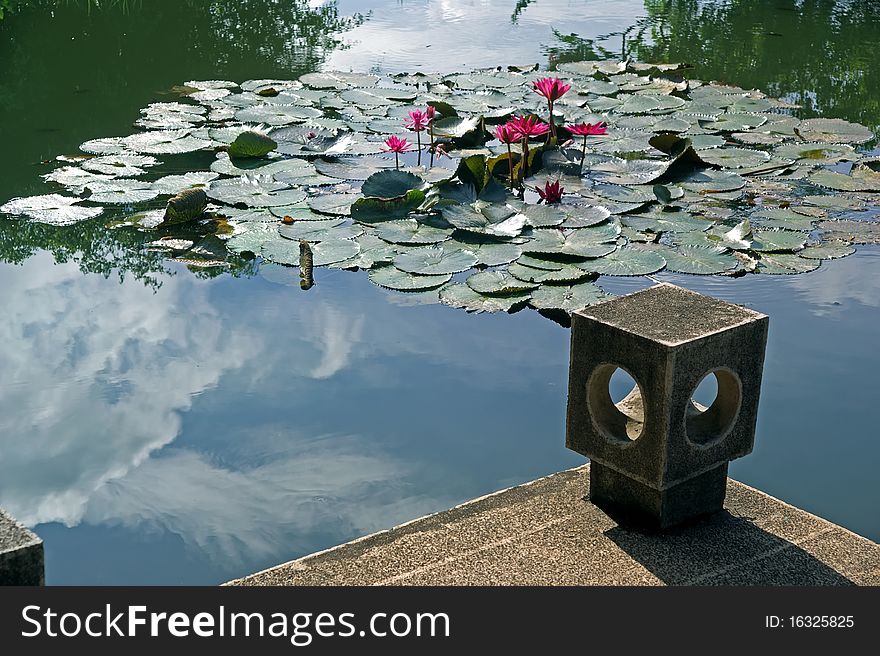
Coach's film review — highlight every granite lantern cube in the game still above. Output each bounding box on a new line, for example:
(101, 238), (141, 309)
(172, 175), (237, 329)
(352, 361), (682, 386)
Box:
(566, 283), (769, 530)
(1, 508), (44, 585)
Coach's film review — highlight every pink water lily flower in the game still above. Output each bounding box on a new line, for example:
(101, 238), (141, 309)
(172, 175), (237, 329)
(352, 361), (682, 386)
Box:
(507, 115), (551, 139)
(533, 77), (571, 102)
(404, 109), (431, 132)
(382, 135), (414, 169)
(536, 180), (564, 204)
(566, 121), (608, 170)
(566, 121), (608, 136)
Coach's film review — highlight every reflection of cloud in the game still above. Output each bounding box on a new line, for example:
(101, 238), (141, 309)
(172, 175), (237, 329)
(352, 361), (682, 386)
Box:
(304, 306), (364, 379)
(787, 248), (880, 315)
(0, 253), (256, 527)
(82, 432), (446, 564)
(330, 0), (645, 72)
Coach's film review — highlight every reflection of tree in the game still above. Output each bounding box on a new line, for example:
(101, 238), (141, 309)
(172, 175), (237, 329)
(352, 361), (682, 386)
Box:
(547, 0), (880, 131)
(0, 0), (361, 286)
(0, 217), (169, 289)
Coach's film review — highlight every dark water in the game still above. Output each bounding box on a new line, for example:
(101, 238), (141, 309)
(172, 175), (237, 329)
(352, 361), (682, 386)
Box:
(0, 0), (878, 584)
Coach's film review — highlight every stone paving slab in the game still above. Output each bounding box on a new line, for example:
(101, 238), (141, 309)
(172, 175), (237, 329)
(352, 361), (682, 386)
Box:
(228, 465), (879, 586)
(0, 508), (44, 586)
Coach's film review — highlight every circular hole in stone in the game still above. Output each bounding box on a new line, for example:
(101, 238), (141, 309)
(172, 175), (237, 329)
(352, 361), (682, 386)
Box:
(587, 364), (645, 442)
(686, 369), (742, 446)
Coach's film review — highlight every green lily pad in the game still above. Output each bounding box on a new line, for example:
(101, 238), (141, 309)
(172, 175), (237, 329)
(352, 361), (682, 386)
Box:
(441, 203), (525, 237)
(774, 142), (857, 164)
(580, 248), (667, 276)
(314, 157), (395, 180)
(81, 154), (158, 177)
(439, 283), (531, 313)
(465, 271), (538, 295)
(0, 193), (103, 225)
(660, 245), (738, 274)
(369, 265), (451, 291)
(445, 236), (522, 266)
(122, 130), (212, 154)
(508, 261), (591, 284)
(529, 282), (612, 312)
(797, 241), (856, 260)
(207, 179), (307, 208)
(350, 189), (426, 222)
(808, 169), (880, 193)
(795, 118), (874, 144)
(374, 218), (452, 245)
(757, 253), (821, 274)
(393, 245), (478, 275)
(752, 229), (808, 252)
(279, 218), (362, 242)
(307, 192), (361, 216)
(86, 179), (160, 204)
(697, 147), (771, 169)
(235, 104), (323, 125)
(361, 170), (423, 199)
(680, 169), (746, 192)
(153, 172), (219, 195)
(227, 130), (278, 158)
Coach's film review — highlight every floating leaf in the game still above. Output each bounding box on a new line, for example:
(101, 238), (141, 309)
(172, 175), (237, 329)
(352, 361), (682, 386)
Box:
(374, 218), (452, 245)
(440, 283), (530, 313)
(445, 236), (522, 266)
(350, 189), (426, 222)
(393, 245), (478, 275)
(757, 253), (821, 274)
(580, 248), (666, 276)
(228, 131), (278, 158)
(441, 203), (525, 237)
(660, 245), (737, 274)
(361, 170), (422, 199)
(207, 179), (307, 208)
(752, 229), (808, 252)
(508, 262), (591, 284)
(369, 265), (451, 291)
(529, 282), (612, 312)
(81, 154), (158, 177)
(697, 147), (771, 169)
(279, 219), (362, 242)
(153, 172), (219, 195)
(466, 271), (538, 295)
(0, 193), (103, 225)
(774, 142), (856, 164)
(122, 130), (212, 154)
(314, 157), (394, 180)
(680, 169), (746, 193)
(235, 104), (323, 125)
(86, 179), (160, 204)
(795, 118), (874, 144)
(798, 242), (855, 260)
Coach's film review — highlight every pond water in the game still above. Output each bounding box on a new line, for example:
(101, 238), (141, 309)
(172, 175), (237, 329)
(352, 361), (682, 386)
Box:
(1, 0), (878, 584)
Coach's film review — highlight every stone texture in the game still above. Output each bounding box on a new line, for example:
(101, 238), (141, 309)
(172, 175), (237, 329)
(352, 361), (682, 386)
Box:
(0, 508), (44, 586)
(566, 283), (769, 529)
(228, 465), (879, 586)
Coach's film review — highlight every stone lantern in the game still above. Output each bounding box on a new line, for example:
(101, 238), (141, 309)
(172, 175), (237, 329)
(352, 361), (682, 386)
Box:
(566, 283), (769, 530)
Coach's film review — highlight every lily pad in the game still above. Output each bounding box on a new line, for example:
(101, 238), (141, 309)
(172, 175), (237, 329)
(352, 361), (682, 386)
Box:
(580, 248), (667, 276)
(508, 261), (591, 284)
(795, 118), (874, 144)
(279, 219), (362, 242)
(697, 147), (771, 169)
(797, 241), (855, 260)
(374, 218), (452, 245)
(314, 157), (395, 180)
(81, 154), (158, 177)
(207, 179), (307, 208)
(393, 245), (478, 275)
(369, 265), (451, 291)
(465, 271), (538, 295)
(0, 193), (103, 225)
(529, 282), (612, 312)
(153, 172), (219, 195)
(361, 170), (423, 199)
(440, 283), (531, 313)
(122, 130), (212, 154)
(228, 131), (278, 158)
(660, 245), (738, 274)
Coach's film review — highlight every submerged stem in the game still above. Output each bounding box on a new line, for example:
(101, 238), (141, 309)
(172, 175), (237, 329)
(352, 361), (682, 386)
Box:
(547, 99), (556, 142)
(506, 143), (513, 190)
(580, 133), (587, 172)
(416, 131), (422, 167)
(395, 152), (399, 170)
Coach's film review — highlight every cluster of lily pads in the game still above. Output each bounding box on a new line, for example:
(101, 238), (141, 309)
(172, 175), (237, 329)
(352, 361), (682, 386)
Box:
(1, 61), (878, 316)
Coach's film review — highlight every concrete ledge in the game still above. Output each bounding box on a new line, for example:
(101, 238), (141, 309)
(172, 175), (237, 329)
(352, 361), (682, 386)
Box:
(228, 465), (879, 586)
(0, 508), (44, 586)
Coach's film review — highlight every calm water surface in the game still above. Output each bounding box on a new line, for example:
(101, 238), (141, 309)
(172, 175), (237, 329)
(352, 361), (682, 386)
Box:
(0, 0), (878, 584)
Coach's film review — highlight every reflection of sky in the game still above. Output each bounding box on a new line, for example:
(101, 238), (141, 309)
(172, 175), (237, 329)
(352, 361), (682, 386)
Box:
(331, 0), (645, 72)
